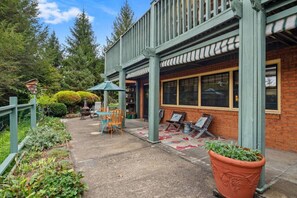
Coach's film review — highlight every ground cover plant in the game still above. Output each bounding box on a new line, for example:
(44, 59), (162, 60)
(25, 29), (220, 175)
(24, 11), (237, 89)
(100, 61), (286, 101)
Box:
(0, 117), (86, 197)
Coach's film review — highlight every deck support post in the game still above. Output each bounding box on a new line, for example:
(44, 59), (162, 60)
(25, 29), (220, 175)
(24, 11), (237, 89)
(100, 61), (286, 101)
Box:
(145, 0), (160, 143)
(119, 69), (126, 127)
(238, 0), (267, 191)
(9, 97), (18, 154)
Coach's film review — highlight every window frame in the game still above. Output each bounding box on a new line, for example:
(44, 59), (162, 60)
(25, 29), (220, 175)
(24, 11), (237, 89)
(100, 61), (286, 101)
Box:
(160, 59), (281, 114)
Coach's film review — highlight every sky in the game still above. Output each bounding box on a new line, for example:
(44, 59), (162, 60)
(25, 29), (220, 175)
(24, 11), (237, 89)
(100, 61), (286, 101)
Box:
(37, 0), (151, 49)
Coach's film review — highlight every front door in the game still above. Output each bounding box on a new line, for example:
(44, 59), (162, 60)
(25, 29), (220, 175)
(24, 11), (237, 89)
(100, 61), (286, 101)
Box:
(143, 84), (149, 120)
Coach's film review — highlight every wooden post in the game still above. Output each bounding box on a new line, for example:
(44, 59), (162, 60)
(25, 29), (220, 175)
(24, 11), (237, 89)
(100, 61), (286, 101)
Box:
(30, 95), (37, 129)
(9, 97), (18, 153)
(147, 0), (160, 143)
(238, 0), (266, 191)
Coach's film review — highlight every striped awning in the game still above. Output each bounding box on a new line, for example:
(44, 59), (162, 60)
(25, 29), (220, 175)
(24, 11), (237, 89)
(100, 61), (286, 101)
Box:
(126, 67), (149, 79)
(161, 35), (239, 67)
(266, 14), (297, 36)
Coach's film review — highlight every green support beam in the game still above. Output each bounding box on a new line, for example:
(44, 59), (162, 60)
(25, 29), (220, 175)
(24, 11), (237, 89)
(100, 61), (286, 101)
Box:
(119, 69), (126, 127)
(238, 0), (267, 191)
(9, 97), (18, 154)
(30, 95), (37, 129)
(146, 0), (160, 143)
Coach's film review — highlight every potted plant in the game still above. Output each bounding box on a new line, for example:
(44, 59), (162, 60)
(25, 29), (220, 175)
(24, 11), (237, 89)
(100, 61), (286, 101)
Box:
(204, 141), (266, 198)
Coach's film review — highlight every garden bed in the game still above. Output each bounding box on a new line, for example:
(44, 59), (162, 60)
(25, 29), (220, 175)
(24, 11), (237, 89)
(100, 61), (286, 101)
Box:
(0, 117), (86, 197)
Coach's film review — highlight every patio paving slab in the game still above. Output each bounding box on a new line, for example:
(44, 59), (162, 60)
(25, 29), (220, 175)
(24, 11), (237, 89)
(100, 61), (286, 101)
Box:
(65, 118), (297, 198)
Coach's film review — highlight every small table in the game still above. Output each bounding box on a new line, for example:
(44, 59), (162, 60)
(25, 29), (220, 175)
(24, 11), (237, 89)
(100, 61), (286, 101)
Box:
(95, 111), (111, 133)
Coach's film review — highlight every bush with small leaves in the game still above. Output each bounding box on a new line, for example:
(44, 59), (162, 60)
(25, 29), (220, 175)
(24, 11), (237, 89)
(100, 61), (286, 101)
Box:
(48, 103), (67, 117)
(77, 91), (100, 106)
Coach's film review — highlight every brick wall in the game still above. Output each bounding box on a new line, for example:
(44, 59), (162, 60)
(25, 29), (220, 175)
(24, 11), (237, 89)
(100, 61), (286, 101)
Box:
(138, 46), (297, 152)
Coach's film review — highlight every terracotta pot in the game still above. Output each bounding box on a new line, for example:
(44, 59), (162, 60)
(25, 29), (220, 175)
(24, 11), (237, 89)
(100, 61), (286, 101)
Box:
(208, 150), (265, 198)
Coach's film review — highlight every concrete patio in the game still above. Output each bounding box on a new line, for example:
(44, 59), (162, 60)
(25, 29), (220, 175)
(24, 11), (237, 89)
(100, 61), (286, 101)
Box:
(65, 118), (297, 198)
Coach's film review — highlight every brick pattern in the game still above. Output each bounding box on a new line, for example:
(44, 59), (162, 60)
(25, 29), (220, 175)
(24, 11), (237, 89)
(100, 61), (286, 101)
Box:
(138, 46), (297, 152)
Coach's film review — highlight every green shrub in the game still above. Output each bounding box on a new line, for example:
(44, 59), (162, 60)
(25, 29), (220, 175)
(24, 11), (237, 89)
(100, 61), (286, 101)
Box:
(77, 91), (100, 106)
(54, 91), (81, 107)
(48, 103), (67, 117)
(204, 141), (261, 162)
(37, 94), (56, 108)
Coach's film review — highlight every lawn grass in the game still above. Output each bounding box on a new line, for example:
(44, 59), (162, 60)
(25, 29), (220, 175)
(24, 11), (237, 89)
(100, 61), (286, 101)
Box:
(0, 120), (31, 164)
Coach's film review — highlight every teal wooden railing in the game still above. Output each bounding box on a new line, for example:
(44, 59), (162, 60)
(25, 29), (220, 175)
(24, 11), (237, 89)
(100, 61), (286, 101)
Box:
(154, 0), (231, 46)
(105, 0), (232, 73)
(0, 96), (36, 175)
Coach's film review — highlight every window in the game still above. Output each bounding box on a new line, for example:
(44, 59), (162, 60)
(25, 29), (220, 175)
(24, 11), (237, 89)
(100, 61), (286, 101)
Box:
(233, 64), (278, 110)
(179, 77), (198, 106)
(201, 73), (229, 107)
(266, 64), (278, 110)
(233, 70), (239, 108)
(163, 80), (177, 105)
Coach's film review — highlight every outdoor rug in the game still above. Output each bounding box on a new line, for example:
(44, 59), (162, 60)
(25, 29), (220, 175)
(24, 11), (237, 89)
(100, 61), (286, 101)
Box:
(130, 124), (222, 151)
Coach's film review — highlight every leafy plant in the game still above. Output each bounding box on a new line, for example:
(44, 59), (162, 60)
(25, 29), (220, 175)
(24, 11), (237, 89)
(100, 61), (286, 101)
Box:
(25, 118), (71, 152)
(204, 141), (261, 162)
(48, 103), (67, 117)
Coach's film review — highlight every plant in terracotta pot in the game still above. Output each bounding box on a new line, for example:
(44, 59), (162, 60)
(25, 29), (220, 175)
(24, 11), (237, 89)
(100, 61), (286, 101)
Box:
(205, 141), (266, 198)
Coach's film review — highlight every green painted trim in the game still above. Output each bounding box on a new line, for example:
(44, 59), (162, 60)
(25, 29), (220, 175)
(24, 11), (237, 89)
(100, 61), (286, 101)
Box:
(266, 0), (296, 13)
(0, 110), (12, 117)
(155, 9), (234, 54)
(0, 153), (17, 175)
(122, 55), (146, 68)
(9, 97), (18, 154)
(160, 29), (239, 62)
(267, 5), (297, 23)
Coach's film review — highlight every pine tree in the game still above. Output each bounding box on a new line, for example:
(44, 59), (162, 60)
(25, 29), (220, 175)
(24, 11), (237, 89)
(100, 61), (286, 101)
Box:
(62, 10), (103, 91)
(106, 0), (134, 47)
(0, 0), (62, 104)
(47, 31), (63, 68)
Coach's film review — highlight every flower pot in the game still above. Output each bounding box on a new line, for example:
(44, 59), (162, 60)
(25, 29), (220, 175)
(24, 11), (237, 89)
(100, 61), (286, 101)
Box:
(208, 150), (265, 198)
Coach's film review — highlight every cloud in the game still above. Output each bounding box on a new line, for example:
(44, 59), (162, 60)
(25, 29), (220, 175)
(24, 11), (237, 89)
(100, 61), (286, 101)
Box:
(37, 0), (94, 24)
(98, 4), (117, 16)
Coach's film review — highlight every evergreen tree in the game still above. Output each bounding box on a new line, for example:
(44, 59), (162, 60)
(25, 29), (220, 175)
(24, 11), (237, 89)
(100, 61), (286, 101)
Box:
(47, 31), (63, 68)
(0, 0), (62, 104)
(62, 10), (103, 91)
(106, 0), (134, 48)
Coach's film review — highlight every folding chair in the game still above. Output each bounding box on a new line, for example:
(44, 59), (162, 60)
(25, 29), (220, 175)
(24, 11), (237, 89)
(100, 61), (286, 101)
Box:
(165, 111), (186, 131)
(90, 102), (101, 119)
(190, 113), (215, 138)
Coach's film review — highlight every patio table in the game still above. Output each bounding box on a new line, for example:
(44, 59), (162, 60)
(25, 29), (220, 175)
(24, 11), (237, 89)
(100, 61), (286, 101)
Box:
(95, 111), (111, 133)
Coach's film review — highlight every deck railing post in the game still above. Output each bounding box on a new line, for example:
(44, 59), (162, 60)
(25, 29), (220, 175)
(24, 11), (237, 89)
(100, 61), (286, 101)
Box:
(238, 0), (266, 192)
(9, 97), (18, 153)
(145, 0), (160, 143)
(30, 95), (37, 129)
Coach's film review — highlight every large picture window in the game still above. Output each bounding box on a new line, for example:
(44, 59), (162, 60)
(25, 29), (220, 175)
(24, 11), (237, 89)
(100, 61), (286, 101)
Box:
(233, 64), (278, 110)
(201, 73), (229, 107)
(179, 77), (198, 106)
(163, 80), (177, 105)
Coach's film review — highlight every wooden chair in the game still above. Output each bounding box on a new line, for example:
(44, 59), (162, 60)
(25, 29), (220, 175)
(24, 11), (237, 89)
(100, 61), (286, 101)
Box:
(190, 113), (215, 138)
(165, 111), (186, 131)
(107, 109), (124, 137)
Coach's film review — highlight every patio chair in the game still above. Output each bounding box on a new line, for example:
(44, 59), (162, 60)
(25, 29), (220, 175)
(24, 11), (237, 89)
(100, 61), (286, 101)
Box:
(90, 102), (101, 119)
(165, 111), (186, 131)
(107, 109), (124, 137)
(190, 113), (215, 139)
